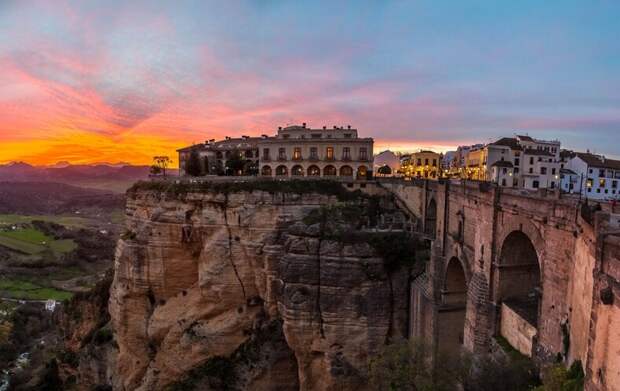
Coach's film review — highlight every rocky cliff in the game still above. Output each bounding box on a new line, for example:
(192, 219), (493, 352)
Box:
(109, 180), (416, 390)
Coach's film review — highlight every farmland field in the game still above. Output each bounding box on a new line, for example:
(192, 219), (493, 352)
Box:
(0, 214), (92, 228)
(0, 279), (72, 301)
(0, 227), (76, 255)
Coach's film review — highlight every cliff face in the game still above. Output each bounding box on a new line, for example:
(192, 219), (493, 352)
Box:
(110, 185), (411, 390)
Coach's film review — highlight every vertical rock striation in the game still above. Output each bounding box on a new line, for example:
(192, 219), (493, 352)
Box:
(109, 184), (411, 390)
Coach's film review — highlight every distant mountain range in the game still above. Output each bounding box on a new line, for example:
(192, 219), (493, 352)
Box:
(0, 162), (178, 193)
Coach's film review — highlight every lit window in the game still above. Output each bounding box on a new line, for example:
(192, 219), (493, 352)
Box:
(293, 147), (302, 160)
(326, 147), (334, 160)
(278, 148), (286, 160)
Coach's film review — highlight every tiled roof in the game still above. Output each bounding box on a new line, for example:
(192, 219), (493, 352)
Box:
(491, 160), (514, 168)
(523, 148), (554, 157)
(560, 168), (578, 175)
(517, 135), (534, 142)
(490, 137), (522, 150)
(575, 153), (620, 170)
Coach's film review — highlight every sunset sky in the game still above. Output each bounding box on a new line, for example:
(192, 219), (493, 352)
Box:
(1, 1), (619, 166)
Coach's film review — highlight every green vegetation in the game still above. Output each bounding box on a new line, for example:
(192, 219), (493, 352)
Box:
(129, 179), (367, 202)
(534, 361), (584, 391)
(0, 225), (77, 256)
(0, 214), (91, 228)
(369, 338), (541, 391)
(0, 279), (72, 301)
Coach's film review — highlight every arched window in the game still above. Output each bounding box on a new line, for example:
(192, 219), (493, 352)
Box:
(307, 165), (320, 176)
(261, 166), (272, 176)
(324, 165), (337, 176)
(339, 165), (353, 177)
(357, 165), (368, 179)
(275, 165), (288, 176)
(291, 165), (304, 176)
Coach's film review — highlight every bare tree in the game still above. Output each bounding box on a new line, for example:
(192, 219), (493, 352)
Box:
(153, 156), (171, 177)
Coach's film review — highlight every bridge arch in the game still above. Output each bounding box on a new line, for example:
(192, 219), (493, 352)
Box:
(437, 256), (468, 355)
(495, 230), (542, 356)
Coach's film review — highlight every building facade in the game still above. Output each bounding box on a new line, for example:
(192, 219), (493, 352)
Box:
(401, 150), (442, 179)
(564, 153), (620, 200)
(462, 135), (562, 190)
(178, 124), (374, 179)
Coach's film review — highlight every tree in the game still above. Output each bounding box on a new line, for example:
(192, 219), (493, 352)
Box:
(225, 150), (245, 176)
(185, 149), (202, 177)
(153, 156), (171, 177)
(378, 165), (392, 176)
(149, 165), (162, 176)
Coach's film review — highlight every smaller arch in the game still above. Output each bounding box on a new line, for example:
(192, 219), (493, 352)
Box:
(291, 165), (304, 176)
(275, 165), (288, 176)
(425, 198), (437, 237)
(324, 165), (337, 176)
(261, 165), (272, 176)
(307, 165), (321, 176)
(443, 257), (467, 305)
(339, 165), (353, 177)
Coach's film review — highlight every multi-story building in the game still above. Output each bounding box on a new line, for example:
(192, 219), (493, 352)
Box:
(178, 123), (374, 179)
(258, 124), (373, 179)
(399, 150), (442, 179)
(463, 135), (562, 190)
(563, 152), (620, 200)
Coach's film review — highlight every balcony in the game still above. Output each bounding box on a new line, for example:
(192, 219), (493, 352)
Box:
(292, 156), (303, 161)
(262, 156), (271, 162)
(277, 156), (287, 161)
(341, 156), (352, 162)
(308, 156), (319, 162)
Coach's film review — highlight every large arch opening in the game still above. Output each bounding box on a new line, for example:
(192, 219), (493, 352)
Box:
(356, 165), (368, 179)
(496, 230), (541, 356)
(437, 257), (468, 356)
(425, 199), (437, 238)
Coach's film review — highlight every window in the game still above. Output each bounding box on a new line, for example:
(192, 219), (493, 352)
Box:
(425, 158), (429, 165)
(501, 179), (507, 186)
(432, 159), (437, 167)
(538, 157), (542, 162)
(529, 168), (533, 174)
(533, 180), (539, 189)
(550, 181), (555, 189)
(541, 167), (547, 175)
(293, 147), (302, 160)
(502, 168), (507, 174)
(613, 180), (618, 189)
(514, 167), (519, 174)
(359, 147), (368, 161)
(552, 168), (556, 175)
(262, 148), (270, 160)
(599, 169), (605, 177)
(245, 150), (253, 158)
(417, 158), (422, 165)
(530, 157), (534, 165)
(515, 158), (520, 166)
(326, 147), (334, 160)
(344, 133), (352, 138)
(586, 178), (593, 188)
(311, 133), (322, 139)
(599, 178), (606, 187)
(282, 134), (290, 139)
(310, 147), (318, 159)
(278, 148), (286, 160)
(342, 147), (351, 160)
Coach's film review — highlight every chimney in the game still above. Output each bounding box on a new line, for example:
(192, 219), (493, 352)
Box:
(225, 136), (231, 140)
(347, 125), (351, 129)
(302, 122), (306, 128)
(242, 135), (249, 139)
(261, 134), (268, 139)
(278, 126), (282, 130)
(333, 126), (337, 129)
(323, 126), (326, 130)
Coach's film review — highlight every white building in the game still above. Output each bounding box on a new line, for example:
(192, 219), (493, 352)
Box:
(464, 135), (562, 190)
(564, 153), (620, 200)
(374, 150), (400, 176)
(178, 123), (374, 180)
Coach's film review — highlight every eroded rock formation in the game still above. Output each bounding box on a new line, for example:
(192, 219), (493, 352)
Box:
(109, 183), (413, 390)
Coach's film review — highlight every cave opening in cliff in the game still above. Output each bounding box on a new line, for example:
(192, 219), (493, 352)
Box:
(437, 257), (468, 355)
(496, 230), (541, 356)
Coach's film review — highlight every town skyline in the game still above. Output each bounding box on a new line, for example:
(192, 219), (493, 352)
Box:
(2, 1), (619, 165)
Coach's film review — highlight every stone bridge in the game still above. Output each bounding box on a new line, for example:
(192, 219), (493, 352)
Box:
(373, 178), (620, 391)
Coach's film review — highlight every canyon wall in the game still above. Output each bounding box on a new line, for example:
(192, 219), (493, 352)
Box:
(109, 184), (411, 390)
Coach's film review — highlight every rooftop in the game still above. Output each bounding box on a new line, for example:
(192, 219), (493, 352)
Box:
(575, 153), (620, 170)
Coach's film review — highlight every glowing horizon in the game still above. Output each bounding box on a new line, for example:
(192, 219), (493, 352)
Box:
(1, 1), (619, 166)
